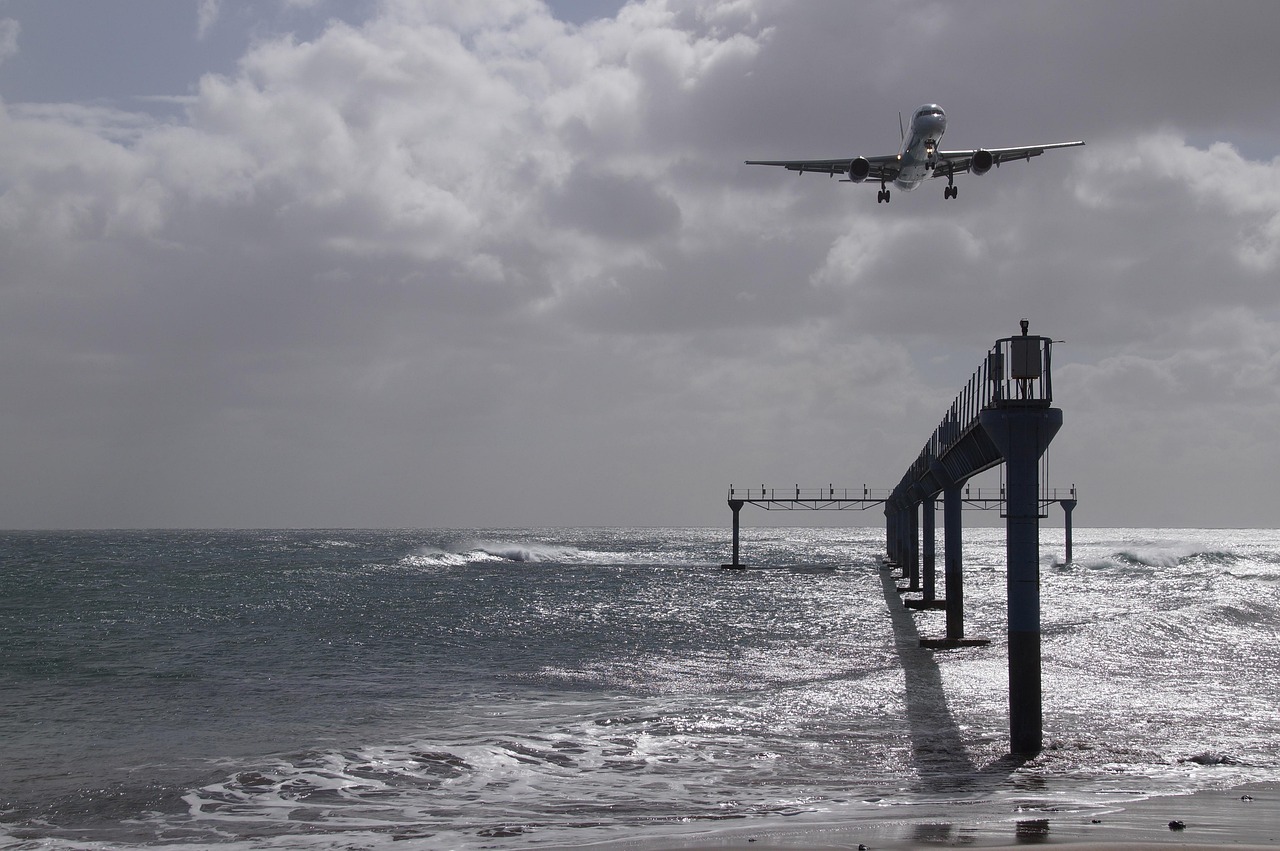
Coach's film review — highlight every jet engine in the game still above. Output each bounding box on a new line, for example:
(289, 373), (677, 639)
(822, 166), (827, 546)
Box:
(847, 157), (872, 183)
(971, 149), (994, 175)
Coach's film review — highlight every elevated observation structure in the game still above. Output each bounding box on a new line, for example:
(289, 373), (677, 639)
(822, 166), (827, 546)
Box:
(722, 319), (1072, 756)
(887, 319), (1065, 756)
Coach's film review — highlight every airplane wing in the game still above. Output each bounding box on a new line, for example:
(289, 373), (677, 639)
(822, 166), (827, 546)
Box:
(743, 154), (900, 180)
(932, 141), (1084, 177)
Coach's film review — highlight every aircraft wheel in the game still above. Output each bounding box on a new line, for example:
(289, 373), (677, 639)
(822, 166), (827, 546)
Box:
(877, 190), (884, 203)
(885, 190), (891, 202)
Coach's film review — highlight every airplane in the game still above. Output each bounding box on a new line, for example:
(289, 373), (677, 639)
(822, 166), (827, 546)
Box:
(745, 104), (1083, 203)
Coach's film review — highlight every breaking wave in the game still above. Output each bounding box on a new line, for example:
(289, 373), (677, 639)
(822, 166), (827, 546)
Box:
(397, 541), (627, 568)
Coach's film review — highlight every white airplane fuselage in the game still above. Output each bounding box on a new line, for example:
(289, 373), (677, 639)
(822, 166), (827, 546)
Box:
(893, 104), (948, 191)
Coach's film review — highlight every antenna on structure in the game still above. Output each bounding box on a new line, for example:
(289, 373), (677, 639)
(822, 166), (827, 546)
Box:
(899, 111), (904, 141)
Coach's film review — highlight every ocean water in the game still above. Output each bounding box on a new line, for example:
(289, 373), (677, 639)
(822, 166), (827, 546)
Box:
(2, 526), (1278, 849)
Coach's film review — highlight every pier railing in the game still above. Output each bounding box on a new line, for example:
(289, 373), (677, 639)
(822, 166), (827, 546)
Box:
(725, 484), (1075, 511)
(899, 330), (1053, 490)
(728, 486), (892, 502)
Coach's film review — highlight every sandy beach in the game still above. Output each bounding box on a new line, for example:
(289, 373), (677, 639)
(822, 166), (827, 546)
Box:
(599, 782), (1280, 850)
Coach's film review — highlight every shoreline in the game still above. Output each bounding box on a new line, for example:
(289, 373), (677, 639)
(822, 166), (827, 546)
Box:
(592, 782), (1280, 850)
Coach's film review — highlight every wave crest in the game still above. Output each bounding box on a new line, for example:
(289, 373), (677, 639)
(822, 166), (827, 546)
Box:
(397, 541), (593, 568)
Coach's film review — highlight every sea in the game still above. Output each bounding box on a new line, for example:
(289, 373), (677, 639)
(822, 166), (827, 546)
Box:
(2, 526), (1278, 849)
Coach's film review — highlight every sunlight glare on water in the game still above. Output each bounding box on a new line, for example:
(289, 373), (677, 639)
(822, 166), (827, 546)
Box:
(1, 526), (1277, 849)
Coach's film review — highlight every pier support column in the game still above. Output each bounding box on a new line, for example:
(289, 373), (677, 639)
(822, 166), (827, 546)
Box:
(922, 496), (937, 602)
(883, 506), (897, 567)
(906, 503), (920, 590)
(724, 500), (745, 569)
(1061, 498), (1077, 565)
(980, 407), (1063, 757)
(943, 484), (964, 640)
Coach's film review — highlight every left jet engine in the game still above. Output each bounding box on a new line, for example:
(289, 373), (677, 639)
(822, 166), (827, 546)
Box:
(970, 149), (994, 175)
(847, 157), (872, 183)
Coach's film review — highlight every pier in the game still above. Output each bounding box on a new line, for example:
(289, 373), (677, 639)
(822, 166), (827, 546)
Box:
(724, 320), (1072, 756)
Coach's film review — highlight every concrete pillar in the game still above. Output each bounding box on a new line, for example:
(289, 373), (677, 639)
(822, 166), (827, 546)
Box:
(729, 499), (744, 568)
(943, 484), (964, 640)
(894, 503), (908, 570)
(906, 503), (920, 589)
(884, 507), (897, 566)
(922, 495), (937, 602)
(980, 407), (1063, 757)
(1061, 498), (1077, 564)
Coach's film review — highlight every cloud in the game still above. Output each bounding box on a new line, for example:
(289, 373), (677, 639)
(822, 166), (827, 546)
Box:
(1, 0), (1278, 527)
(1076, 133), (1280, 273)
(0, 17), (18, 64)
(197, 0), (221, 40)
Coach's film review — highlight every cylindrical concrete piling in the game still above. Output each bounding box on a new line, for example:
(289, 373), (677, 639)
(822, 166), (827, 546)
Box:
(906, 503), (920, 589)
(922, 495), (936, 601)
(943, 484), (964, 640)
(728, 500), (744, 568)
(980, 407), (1063, 757)
(1061, 497), (1077, 564)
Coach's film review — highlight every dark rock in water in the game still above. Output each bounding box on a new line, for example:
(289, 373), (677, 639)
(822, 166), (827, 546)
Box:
(1182, 752), (1240, 765)
(410, 750), (470, 770)
(235, 771), (274, 787)
(1169, 820), (1186, 831)
(1016, 819), (1051, 840)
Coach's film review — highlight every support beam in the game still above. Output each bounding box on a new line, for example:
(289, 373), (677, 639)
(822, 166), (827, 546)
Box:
(906, 503), (920, 590)
(922, 496), (936, 601)
(980, 407), (1063, 757)
(1061, 497), (1077, 564)
(905, 496), (947, 611)
(943, 483), (965, 639)
(918, 482), (989, 646)
(722, 500), (745, 569)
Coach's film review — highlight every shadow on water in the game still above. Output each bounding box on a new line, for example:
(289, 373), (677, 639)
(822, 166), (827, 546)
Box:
(877, 566), (1026, 793)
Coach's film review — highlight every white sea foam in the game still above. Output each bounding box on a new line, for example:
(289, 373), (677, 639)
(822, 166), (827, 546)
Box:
(396, 539), (674, 568)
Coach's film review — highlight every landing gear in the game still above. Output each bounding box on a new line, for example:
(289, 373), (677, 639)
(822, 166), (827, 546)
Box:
(943, 167), (957, 199)
(877, 186), (891, 203)
(944, 185), (957, 199)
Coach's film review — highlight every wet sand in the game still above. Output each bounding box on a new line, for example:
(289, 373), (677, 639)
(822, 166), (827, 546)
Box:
(595, 782), (1279, 850)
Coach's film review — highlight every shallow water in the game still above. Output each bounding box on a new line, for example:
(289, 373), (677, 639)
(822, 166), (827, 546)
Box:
(2, 527), (1277, 848)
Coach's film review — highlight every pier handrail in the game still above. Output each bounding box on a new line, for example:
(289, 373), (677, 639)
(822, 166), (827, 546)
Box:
(897, 325), (1053, 495)
(728, 485), (893, 502)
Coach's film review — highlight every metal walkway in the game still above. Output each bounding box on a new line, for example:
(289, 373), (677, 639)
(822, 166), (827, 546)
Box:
(722, 319), (1073, 756)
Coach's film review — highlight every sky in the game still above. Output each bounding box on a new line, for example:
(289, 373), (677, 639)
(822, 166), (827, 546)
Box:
(1, 0), (1278, 530)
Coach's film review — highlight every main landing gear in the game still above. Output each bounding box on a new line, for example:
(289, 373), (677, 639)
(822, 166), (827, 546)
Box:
(944, 185), (957, 199)
(877, 181), (891, 203)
